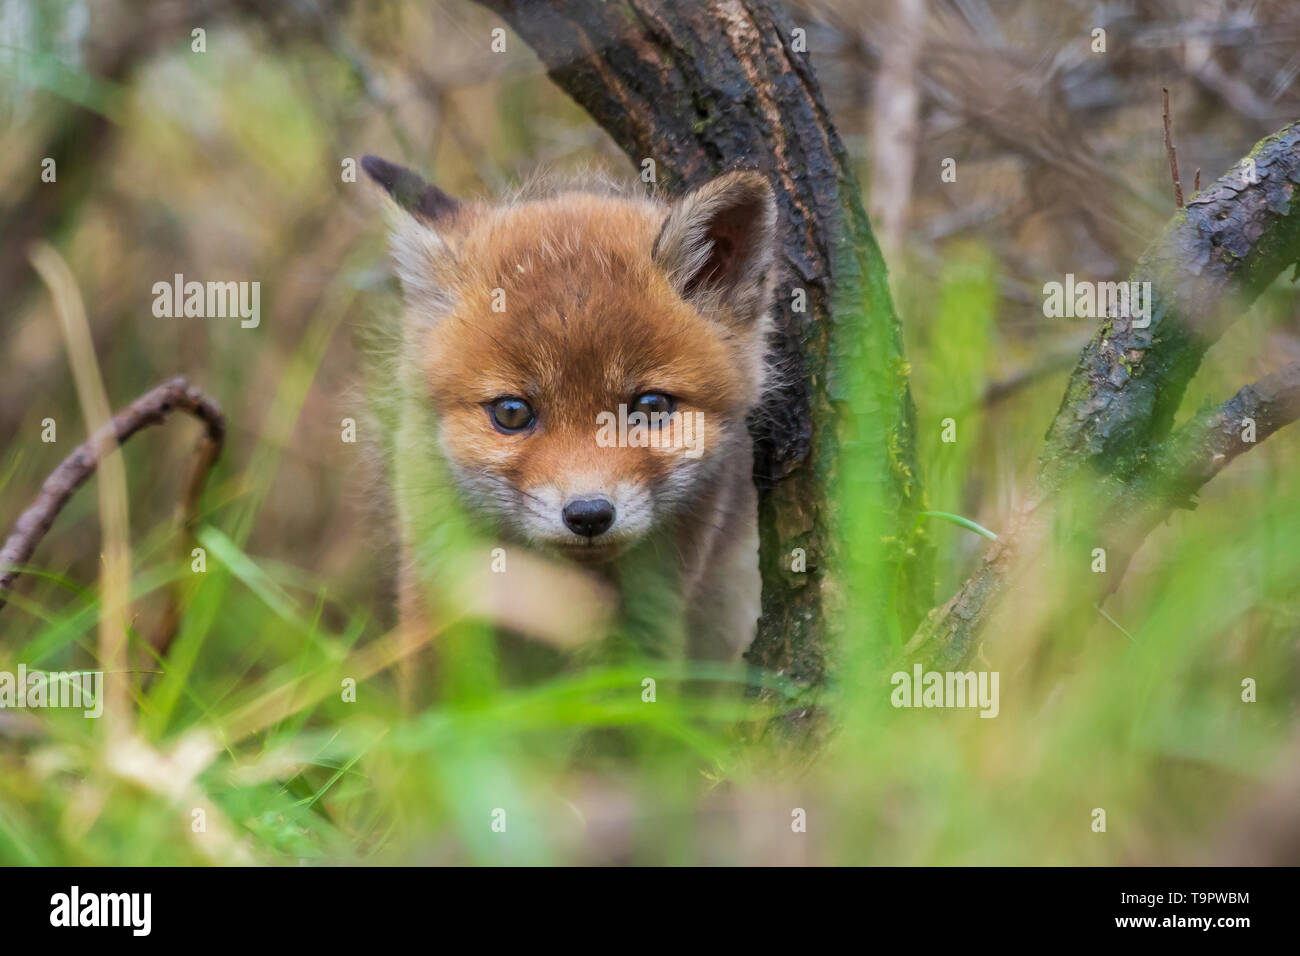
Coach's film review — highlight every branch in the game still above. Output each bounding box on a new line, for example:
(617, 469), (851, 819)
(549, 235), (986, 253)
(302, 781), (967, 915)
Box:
(1089, 361), (1300, 590)
(1040, 123), (1300, 487)
(0, 377), (225, 621)
(1147, 361), (1300, 499)
(912, 123), (1300, 665)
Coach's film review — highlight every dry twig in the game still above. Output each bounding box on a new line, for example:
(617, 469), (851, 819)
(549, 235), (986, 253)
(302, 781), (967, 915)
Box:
(0, 377), (225, 632)
(1163, 87), (1185, 208)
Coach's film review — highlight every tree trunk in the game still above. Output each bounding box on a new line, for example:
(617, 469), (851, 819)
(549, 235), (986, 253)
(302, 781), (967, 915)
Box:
(475, 0), (931, 685)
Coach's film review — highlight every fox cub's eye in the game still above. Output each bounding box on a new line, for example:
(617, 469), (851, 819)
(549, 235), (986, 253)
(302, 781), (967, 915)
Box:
(487, 396), (535, 433)
(632, 392), (676, 422)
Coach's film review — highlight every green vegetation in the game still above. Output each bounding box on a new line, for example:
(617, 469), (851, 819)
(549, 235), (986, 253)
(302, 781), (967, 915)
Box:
(1, 1), (1297, 865)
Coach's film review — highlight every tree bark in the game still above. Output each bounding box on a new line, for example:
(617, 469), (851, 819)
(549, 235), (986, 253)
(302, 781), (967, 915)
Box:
(474, 0), (931, 685)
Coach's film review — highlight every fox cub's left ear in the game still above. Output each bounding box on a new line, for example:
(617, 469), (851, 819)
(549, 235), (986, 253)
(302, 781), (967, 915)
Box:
(653, 170), (777, 327)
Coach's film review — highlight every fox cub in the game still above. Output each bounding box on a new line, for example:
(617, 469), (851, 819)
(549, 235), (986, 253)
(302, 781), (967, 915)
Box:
(363, 156), (777, 661)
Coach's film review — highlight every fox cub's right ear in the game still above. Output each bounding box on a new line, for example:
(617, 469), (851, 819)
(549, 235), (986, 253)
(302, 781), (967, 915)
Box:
(362, 155), (462, 311)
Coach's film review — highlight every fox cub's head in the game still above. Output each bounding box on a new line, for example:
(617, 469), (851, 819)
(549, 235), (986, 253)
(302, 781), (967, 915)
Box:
(364, 156), (776, 563)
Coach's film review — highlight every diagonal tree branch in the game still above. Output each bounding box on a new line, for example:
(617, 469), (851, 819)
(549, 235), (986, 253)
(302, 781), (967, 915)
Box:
(474, 0), (931, 684)
(909, 360), (1300, 667)
(912, 123), (1300, 666)
(1039, 123), (1300, 489)
(1143, 361), (1300, 502)
(1090, 361), (1300, 592)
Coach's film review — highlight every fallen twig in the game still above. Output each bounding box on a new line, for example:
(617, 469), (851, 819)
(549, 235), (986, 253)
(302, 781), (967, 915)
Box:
(0, 377), (225, 629)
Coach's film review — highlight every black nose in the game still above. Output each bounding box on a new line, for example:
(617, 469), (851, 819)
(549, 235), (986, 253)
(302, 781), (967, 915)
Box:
(562, 498), (615, 538)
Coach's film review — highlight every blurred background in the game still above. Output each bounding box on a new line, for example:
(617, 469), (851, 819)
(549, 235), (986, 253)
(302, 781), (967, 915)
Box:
(1, 0), (1298, 864)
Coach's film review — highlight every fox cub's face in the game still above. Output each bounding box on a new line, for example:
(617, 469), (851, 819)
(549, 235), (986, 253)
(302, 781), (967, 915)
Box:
(365, 157), (776, 563)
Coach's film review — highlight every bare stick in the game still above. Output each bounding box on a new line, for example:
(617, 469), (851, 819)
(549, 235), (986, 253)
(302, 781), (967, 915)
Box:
(1162, 87), (1184, 208)
(0, 377), (225, 614)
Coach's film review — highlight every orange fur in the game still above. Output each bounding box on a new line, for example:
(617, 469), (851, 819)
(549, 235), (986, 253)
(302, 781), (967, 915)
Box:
(365, 157), (777, 659)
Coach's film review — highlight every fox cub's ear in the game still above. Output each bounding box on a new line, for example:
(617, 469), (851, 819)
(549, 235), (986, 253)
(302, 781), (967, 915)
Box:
(361, 155), (460, 226)
(362, 155), (463, 315)
(653, 170), (776, 326)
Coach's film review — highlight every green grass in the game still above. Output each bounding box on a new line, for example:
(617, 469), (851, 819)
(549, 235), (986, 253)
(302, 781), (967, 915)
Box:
(2, 251), (1296, 866)
(1, 4), (1297, 865)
